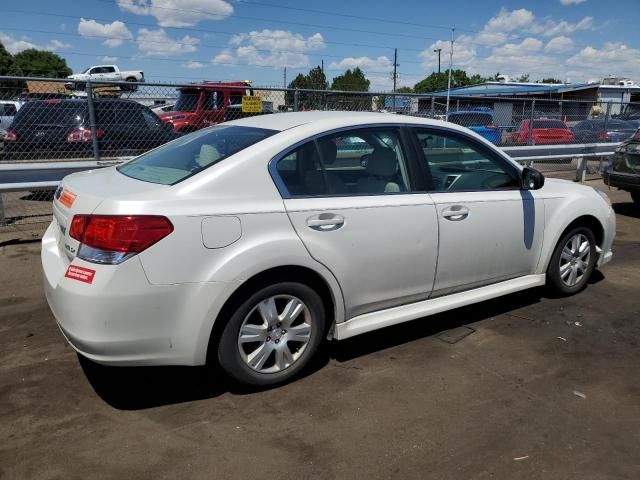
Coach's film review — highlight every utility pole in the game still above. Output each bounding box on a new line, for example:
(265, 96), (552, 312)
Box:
(445, 28), (454, 121)
(283, 67), (286, 88)
(433, 48), (442, 74)
(392, 48), (398, 110)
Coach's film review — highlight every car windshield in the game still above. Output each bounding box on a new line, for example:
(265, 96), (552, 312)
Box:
(174, 92), (200, 112)
(449, 113), (492, 127)
(12, 101), (85, 126)
(81, 68), (90, 74)
(532, 120), (566, 129)
(118, 125), (277, 185)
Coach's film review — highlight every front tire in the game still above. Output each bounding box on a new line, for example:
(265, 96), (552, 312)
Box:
(547, 226), (597, 296)
(217, 282), (325, 386)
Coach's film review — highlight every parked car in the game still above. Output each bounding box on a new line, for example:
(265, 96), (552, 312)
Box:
(603, 128), (640, 205)
(66, 65), (144, 91)
(151, 103), (175, 115)
(3, 98), (176, 160)
(159, 81), (253, 134)
(571, 119), (637, 143)
(0, 100), (22, 131)
(508, 118), (576, 144)
(43, 111), (615, 387)
(447, 109), (501, 143)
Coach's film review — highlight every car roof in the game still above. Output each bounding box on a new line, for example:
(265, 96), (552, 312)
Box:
(448, 110), (493, 115)
(224, 110), (461, 132)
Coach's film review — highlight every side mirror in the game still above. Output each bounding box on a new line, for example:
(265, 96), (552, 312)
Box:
(522, 167), (545, 190)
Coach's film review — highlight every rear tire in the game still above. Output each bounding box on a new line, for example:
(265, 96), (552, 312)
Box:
(546, 226), (597, 296)
(631, 191), (640, 205)
(217, 282), (325, 387)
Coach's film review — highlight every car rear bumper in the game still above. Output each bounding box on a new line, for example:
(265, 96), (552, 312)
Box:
(603, 171), (640, 191)
(41, 220), (238, 366)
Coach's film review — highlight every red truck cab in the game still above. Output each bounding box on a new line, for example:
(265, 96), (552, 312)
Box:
(159, 81), (252, 133)
(508, 118), (576, 145)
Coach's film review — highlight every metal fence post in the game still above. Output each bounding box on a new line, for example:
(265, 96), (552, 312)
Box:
(430, 96), (435, 117)
(528, 99), (536, 147)
(603, 102), (611, 133)
(85, 80), (101, 162)
(294, 89), (299, 112)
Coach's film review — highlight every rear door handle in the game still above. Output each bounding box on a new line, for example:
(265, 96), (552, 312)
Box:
(306, 213), (345, 231)
(442, 206), (470, 221)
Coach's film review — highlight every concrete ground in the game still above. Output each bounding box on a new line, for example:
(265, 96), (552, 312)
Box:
(0, 181), (639, 480)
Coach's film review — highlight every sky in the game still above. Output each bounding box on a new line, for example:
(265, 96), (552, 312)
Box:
(0, 0), (639, 90)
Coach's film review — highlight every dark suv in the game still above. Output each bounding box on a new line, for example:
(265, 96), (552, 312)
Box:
(3, 98), (177, 160)
(604, 128), (640, 205)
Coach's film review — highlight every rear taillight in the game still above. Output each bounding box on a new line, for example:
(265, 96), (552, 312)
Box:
(66, 128), (104, 143)
(5, 128), (17, 141)
(595, 132), (609, 139)
(70, 215), (173, 264)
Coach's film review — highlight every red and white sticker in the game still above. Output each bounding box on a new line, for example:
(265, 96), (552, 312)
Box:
(64, 265), (96, 284)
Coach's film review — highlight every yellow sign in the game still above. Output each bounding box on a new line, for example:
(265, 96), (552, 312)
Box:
(242, 95), (262, 113)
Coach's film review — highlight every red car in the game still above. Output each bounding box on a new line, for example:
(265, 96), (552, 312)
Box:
(159, 81), (252, 134)
(508, 118), (576, 144)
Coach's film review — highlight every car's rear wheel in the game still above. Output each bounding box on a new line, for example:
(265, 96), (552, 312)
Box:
(547, 226), (597, 295)
(217, 282), (325, 386)
(631, 191), (640, 205)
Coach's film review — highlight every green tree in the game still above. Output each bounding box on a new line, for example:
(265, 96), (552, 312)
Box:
(539, 77), (563, 84)
(13, 49), (72, 78)
(0, 42), (25, 99)
(286, 66), (327, 110)
(396, 86), (413, 93)
(514, 73), (530, 82)
(330, 67), (370, 91)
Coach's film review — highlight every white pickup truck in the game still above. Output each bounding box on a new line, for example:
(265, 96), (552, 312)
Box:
(66, 65), (145, 91)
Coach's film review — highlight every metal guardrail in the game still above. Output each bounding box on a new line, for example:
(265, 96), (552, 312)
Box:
(0, 142), (618, 193)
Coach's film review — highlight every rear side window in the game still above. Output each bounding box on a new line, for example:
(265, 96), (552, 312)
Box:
(118, 125), (276, 185)
(532, 120), (567, 129)
(449, 113), (492, 127)
(12, 101), (85, 126)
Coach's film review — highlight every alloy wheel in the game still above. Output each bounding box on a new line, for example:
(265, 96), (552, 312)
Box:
(559, 233), (591, 287)
(237, 295), (313, 374)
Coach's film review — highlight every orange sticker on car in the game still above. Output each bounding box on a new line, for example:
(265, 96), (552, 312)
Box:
(59, 189), (77, 208)
(64, 265), (96, 284)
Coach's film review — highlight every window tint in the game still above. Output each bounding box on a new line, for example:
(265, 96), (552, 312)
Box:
(202, 92), (217, 111)
(449, 113), (493, 127)
(230, 91), (244, 106)
(118, 125), (275, 185)
(1, 104), (17, 116)
(531, 120), (567, 129)
(104, 66), (116, 73)
(13, 101), (85, 126)
(416, 129), (519, 191)
(141, 108), (163, 129)
(275, 128), (411, 197)
(175, 92), (199, 112)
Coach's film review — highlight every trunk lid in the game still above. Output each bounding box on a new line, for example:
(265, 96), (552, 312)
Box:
(53, 166), (166, 261)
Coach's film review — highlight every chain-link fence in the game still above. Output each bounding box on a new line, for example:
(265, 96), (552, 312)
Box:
(2, 75), (639, 240)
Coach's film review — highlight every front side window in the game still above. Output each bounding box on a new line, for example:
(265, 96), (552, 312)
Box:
(118, 125), (276, 185)
(175, 92), (200, 112)
(275, 128), (412, 197)
(415, 129), (519, 191)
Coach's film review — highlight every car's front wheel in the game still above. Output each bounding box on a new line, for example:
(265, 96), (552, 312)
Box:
(547, 226), (597, 295)
(217, 282), (325, 386)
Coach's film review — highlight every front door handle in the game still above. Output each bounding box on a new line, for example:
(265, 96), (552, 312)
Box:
(442, 206), (470, 221)
(306, 213), (345, 231)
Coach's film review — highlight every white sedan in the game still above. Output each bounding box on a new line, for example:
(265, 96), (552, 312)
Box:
(42, 111), (615, 386)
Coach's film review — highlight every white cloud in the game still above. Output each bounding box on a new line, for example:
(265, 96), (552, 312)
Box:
(136, 28), (199, 56)
(0, 32), (70, 54)
(531, 16), (593, 37)
(100, 56), (119, 62)
(117, 0), (233, 27)
(560, 0), (586, 5)
(545, 36), (574, 53)
(484, 8), (535, 33)
(216, 30), (325, 68)
(78, 18), (133, 48)
(566, 42), (640, 78)
(492, 37), (543, 56)
(329, 56), (392, 72)
(184, 60), (205, 69)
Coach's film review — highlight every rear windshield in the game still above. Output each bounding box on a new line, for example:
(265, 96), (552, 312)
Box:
(117, 125), (276, 185)
(449, 113), (493, 127)
(13, 101), (85, 126)
(532, 120), (567, 129)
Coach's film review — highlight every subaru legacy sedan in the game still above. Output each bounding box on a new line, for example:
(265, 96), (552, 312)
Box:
(42, 112), (615, 386)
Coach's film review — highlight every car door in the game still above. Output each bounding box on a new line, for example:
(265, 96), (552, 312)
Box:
(102, 66), (118, 82)
(88, 67), (105, 81)
(412, 127), (544, 296)
(274, 126), (439, 319)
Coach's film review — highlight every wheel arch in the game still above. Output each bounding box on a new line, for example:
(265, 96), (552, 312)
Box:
(205, 265), (341, 365)
(541, 214), (605, 272)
